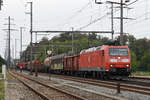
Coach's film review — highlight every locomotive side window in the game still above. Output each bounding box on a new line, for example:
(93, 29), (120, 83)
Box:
(109, 48), (128, 56)
(102, 50), (104, 56)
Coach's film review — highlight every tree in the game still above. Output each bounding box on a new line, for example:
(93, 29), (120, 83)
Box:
(89, 33), (97, 40)
(132, 38), (150, 61)
(130, 51), (139, 72)
(139, 50), (150, 71)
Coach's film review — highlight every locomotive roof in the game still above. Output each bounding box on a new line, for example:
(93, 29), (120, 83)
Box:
(64, 55), (79, 58)
(80, 46), (101, 54)
(80, 45), (129, 54)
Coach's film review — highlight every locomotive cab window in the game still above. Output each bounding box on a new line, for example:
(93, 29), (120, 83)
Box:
(109, 48), (128, 56)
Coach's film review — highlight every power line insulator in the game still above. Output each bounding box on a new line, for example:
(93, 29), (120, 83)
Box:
(95, 0), (103, 4)
(125, 0), (130, 3)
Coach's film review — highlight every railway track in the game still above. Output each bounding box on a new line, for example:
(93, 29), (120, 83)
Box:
(8, 71), (86, 100)
(14, 70), (150, 96)
(130, 76), (150, 80)
(33, 71), (150, 87)
(30, 72), (150, 96)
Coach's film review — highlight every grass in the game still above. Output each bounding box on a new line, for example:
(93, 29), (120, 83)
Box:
(0, 72), (14, 100)
(132, 71), (150, 76)
(0, 80), (5, 100)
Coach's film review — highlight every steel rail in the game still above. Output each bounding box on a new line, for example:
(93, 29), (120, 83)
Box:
(14, 71), (150, 96)
(11, 71), (86, 100)
(130, 77), (150, 80)
(8, 71), (50, 100)
(48, 74), (150, 96)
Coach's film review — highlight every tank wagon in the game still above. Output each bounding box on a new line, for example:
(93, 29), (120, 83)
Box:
(44, 53), (66, 73)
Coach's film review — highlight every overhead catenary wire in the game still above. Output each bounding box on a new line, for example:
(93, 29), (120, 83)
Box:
(61, 8), (108, 30)
(58, 1), (92, 27)
(76, 8), (120, 31)
(76, 0), (141, 35)
(75, 0), (140, 31)
(124, 0), (150, 31)
(126, 0), (139, 6)
(125, 11), (150, 26)
(59, 0), (109, 30)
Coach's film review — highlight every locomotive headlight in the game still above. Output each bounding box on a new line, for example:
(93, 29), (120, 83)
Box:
(122, 59), (129, 62)
(110, 65), (113, 67)
(110, 59), (117, 62)
(126, 64), (129, 67)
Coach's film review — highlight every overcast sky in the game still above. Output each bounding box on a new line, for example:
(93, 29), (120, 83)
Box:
(0, 0), (150, 59)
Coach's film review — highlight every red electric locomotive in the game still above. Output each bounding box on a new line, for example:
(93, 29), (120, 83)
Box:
(79, 45), (131, 79)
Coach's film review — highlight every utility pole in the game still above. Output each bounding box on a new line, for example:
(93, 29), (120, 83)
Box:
(112, 0), (130, 45)
(95, 0), (131, 44)
(3, 16), (16, 68)
(27, 2), (33, 75)
(15, 39), (17, 60)
(72, 27), (74, 54)
(20, 27), (25, 61)
(8, 16), (11, 69)
(111, 3), (114, 40)
(35, 32), (37, 43)
(20, 27), (22, 61)
(120, 0), (124, 45)
(14, 39), (17, 68)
